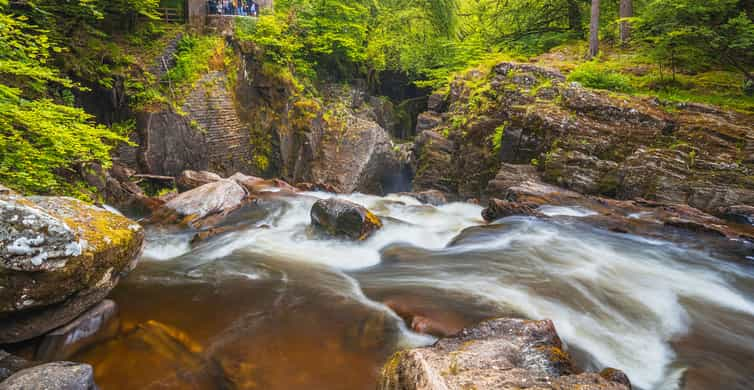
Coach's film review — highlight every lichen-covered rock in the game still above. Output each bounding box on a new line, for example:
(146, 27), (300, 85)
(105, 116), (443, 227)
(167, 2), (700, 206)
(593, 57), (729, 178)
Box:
(0, 362), (96, 390)
(311, 198), (383, 240)
(378, 318), (631, 390)
(0, 196), (143, 343)
(176, 170), (223, 192)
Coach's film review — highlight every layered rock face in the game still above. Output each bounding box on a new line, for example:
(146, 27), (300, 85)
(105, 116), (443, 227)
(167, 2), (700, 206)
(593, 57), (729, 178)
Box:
(235, 57), (402, 194)
(118, 71), (258, 178)
(379, 318), (630, 390)
(413, 62), (754, 215)
(0, 195), (144, 343)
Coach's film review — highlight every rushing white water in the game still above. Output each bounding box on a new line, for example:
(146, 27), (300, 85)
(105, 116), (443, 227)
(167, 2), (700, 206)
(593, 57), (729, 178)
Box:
(138, 193), (754, 390)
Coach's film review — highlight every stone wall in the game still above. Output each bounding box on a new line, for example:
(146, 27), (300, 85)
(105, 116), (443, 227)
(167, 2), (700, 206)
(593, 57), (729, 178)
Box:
(182, 71), (255, 176)
(118, 70), (256, 178)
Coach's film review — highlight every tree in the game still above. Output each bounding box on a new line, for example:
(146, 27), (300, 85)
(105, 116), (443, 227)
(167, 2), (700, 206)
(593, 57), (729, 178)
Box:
(619, 0), (633, 44)
(0, 1), (128, 195)
(588, 0), (600, 58)
(636, 0), (754, 91)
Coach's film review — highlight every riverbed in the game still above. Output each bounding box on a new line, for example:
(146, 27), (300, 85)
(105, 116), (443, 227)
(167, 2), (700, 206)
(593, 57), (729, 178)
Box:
(75, 192), (754, 390)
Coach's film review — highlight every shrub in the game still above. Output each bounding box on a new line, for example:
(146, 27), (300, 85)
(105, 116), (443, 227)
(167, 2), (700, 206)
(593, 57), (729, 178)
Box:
(568, 62), (634, 93)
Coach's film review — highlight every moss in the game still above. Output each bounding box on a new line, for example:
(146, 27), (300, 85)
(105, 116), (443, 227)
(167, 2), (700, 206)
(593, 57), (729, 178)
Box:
(379, 351), (407, 387)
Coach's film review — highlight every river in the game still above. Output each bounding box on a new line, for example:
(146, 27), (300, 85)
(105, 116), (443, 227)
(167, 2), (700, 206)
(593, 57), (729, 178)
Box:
(75, 191), (754, 390)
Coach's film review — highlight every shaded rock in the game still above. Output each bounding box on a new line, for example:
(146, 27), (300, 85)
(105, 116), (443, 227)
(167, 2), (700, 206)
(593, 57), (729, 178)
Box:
(151, 180), (247, 226)
(310, 198), (383, 240)
(379, 318), (631, 390)
(176, 170), (223, 192)
(80, 162), (157, 216)
(36, 299), (119, 361)
(0, 362), (96, 390)
(396, 190), (448, 206)
(134, 108), (208, 177)
(716, 205), (754, 226)
(426, 93), (446, 113)
(412, 130), (456, 194)
(0, 351), (31, 382)
(0, 196), (143, 343)
(482, 198), (541, 222)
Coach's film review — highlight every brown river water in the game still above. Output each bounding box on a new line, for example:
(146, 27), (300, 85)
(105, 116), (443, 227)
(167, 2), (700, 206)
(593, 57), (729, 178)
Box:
(70, 192), (754, 390)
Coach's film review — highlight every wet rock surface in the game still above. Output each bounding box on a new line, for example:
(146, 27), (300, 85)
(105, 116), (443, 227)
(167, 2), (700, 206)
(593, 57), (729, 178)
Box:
(311, 198), (383, 240)
(36, 299), (119, 361)
(379, 318), (631, 390)
(150, 179), (247, 227)
(0, 196), (143, 343)
(481, 163), (754, 242)
(0, 362), (97, 390)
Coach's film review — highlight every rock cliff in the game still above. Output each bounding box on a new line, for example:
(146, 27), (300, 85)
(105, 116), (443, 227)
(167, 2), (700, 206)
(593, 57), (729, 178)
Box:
(413, 62), (754, 217)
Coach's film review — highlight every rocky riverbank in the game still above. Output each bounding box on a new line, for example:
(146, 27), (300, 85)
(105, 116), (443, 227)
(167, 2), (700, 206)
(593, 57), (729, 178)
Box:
(0, 190), (144, 388)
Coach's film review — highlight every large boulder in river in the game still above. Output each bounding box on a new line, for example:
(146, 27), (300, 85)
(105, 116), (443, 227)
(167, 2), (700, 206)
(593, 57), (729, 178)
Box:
(311, 198), (383, 240)
(379, 318), (631, 390)
(151, 180), (247, 226)
(0, 362), (96, 390)
(0, 196), (144, 343)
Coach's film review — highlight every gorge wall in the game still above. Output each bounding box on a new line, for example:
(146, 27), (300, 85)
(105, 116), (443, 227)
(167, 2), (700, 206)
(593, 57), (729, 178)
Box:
(412, 62), (754, 217)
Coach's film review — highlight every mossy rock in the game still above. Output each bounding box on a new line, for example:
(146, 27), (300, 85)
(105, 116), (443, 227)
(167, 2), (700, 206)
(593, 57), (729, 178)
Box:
(0, 196), (144, 343)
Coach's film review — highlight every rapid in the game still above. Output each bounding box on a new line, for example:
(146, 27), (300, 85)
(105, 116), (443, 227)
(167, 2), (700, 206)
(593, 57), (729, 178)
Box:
(77, 191), (754, 390)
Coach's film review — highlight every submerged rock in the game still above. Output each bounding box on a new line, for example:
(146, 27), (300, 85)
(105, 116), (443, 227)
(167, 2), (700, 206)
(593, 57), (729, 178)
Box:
(0, 362), (96, 390)
(86, 320), (221, 389)
(36, 299), (119, 361)
(0, 196), (143, 343)
(310, 198), (383, 240)
(176, 170), (223, 192)
(379, 318), (631, 390)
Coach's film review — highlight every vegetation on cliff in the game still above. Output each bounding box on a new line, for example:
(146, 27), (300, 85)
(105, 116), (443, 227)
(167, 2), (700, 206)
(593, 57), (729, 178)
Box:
(0, 0), (752, 198)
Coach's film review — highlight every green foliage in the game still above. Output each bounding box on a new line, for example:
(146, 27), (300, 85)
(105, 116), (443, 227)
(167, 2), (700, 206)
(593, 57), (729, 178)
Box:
(167, 34), (224, 96)
(636, 0), (754, 86)
(568, 62), (634, 92)
(0, 1), (139, 196)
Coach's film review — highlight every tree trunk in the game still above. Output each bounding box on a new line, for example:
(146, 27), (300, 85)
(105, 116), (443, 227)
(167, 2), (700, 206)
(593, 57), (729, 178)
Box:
(588, 0), (600, 59)
(567, 0), (582, 34)
(619, 0), (633, 45)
